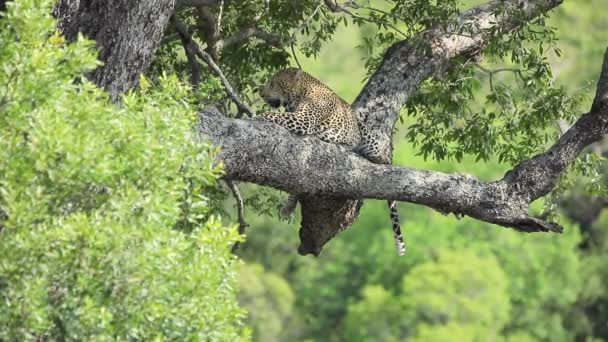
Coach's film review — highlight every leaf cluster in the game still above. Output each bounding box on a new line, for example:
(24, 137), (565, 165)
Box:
(0, 1), (247, 340)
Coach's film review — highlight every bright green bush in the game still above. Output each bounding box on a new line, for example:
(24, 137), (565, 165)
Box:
(0, 1), (247, 340)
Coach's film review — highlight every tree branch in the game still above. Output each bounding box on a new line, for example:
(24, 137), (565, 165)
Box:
(226, 180), (248, 252)
(199, 47), (608, 253)
(174, 17), (202, 87)
(172, 17), (255, 117)
(354, 0), (564, 164)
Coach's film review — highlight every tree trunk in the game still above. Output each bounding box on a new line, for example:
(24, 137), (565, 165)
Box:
(54, 0), (176, 100)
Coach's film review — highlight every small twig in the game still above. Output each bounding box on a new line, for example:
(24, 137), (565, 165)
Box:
(474, 63), (522, 76)
(209, 2), (323, 55)
(216, 0), (224, 37)
(474, 63), (523, 91)
(291, 43), (303, 69)
(174, 19), (202, 87)
(226, 180), (249, 252)
(285, 2), (325, 46)
(160, 32), (180, 45)
(324, 0), (407, 37)
(345, 1), (404, 25)
(173, 17), (255, 117)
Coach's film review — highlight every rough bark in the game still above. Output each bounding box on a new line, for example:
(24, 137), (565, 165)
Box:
(556, 139), (608, 247)
(54, 0), (176, 100)
(294, 0), (564, 255)
(199, 47), (608, 253)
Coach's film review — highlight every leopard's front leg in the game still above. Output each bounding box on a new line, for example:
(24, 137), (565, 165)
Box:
(256, 111), (321, 136)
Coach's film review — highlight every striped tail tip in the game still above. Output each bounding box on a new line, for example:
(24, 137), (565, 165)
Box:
(395, 236), (406, 256)
(388, 200), (406, 256)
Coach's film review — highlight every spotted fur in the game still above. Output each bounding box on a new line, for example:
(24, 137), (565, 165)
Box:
(258, 68), (361, 146)
(258, 67), (405, 256)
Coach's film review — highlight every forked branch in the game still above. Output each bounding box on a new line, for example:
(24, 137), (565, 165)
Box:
(172, 17), (255, 117)
(199, 47), (608, 237)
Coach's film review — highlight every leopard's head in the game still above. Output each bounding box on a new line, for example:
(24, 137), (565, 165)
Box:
(259, 68), (305, 109)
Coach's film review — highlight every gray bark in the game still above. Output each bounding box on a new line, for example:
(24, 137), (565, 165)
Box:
(54, 0), (176, 100)
(199, 47), (608, 253)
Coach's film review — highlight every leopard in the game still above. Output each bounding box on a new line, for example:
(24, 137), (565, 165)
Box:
(257, 67), (406, 256)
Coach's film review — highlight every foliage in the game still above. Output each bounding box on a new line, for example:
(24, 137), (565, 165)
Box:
(237, 263), (295, 342)
(0, 1), (247, 340)
(400, 250), (511, 336)
(406, 12), (584, 165)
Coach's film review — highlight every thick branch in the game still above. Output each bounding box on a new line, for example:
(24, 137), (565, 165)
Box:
(505, 48), (608, 200)
(199, 48), (608, 252)
(174, 17), (202, 87)
(200, 109), (556, 234)
(354, 0), (564, 163)
(55, 0), (176, 100)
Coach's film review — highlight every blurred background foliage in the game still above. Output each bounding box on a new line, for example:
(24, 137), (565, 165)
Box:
(1, 0), (608, 340)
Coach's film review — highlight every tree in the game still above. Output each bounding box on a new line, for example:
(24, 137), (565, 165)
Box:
(48, 0), (607, 256)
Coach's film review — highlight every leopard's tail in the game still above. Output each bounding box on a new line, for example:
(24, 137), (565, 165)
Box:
(388, 200), (406, 256)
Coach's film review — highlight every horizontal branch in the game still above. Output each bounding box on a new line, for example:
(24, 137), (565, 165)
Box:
(198, 47), (608, 239)
(199, 109), (554, 234)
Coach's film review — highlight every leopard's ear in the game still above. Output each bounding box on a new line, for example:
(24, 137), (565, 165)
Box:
(294, 68), (304, 82)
